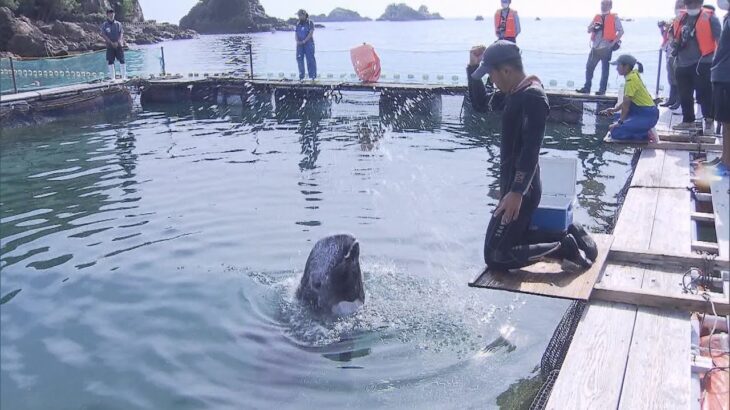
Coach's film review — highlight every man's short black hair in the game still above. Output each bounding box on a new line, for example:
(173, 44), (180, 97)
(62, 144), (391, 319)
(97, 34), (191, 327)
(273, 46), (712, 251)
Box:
(107, 8), (115, 13)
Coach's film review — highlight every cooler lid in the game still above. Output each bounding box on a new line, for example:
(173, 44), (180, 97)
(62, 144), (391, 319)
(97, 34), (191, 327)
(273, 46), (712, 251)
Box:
(540, 157), (578, 198)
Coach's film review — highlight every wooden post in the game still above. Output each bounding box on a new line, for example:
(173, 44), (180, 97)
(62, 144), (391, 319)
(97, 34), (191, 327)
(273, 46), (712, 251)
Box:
(160, 46), (166, 76)
(9, 57), (18, 94)
(655, 48), (663, 98)
(248, 43), (254, 79)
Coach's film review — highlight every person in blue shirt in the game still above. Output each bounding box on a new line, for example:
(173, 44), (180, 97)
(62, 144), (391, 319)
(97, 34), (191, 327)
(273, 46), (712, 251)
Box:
(295, 9), (317, 81)
(100, 8), (126, 80)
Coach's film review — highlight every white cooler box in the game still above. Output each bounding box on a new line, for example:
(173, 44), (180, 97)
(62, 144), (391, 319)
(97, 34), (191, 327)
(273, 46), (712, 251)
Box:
(530, 157), (578, 233)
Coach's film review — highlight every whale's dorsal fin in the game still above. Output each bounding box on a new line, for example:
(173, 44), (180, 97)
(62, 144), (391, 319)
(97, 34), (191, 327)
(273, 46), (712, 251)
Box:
(344, 241), (360, 262)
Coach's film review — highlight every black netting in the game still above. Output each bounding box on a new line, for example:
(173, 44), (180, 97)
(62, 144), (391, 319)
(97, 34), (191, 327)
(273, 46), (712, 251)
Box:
(529, 369), (560, 410)
(540, 300), (586, 379)
(527, 300), (587, 410)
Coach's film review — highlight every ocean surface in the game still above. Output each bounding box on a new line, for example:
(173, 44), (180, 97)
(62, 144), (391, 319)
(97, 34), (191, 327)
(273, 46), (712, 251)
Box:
(1, 18), (641, 410)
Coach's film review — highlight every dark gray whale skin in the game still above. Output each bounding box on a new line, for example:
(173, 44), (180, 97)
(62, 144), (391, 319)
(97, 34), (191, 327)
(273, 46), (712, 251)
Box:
(296, 235), (365, 315)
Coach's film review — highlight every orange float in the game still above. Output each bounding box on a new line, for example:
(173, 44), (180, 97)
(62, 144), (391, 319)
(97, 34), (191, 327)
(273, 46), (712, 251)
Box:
(700, 333), (729, 410)
(350, 43), (381, 83)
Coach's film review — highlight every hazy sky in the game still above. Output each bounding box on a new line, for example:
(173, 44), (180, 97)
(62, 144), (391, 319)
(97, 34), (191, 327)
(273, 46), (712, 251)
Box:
(139, 0), (727, 24)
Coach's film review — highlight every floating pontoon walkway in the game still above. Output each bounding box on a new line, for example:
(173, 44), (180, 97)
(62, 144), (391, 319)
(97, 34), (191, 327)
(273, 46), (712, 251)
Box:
(472, 106), (729, 409)
(546, 143), (728, 408)
(0, 80), (127, 105)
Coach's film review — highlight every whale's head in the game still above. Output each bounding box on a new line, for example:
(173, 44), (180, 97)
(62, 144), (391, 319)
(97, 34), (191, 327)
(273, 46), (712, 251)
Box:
(296, 235), (365, 316)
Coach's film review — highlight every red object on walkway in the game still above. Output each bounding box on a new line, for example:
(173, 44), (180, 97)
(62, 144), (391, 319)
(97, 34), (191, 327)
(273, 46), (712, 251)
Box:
(350, 44), (381, 83)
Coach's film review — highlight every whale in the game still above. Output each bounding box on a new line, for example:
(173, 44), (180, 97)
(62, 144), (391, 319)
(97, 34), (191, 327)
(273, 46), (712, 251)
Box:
(296, 235), (365, 316)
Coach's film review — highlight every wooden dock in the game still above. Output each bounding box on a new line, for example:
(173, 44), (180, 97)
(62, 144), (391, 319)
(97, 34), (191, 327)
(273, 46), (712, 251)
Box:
(467, 104), (727, 408)
(0, 80), (126, 105)
(2, 77), (618, 127)
(1, 80), (132, 128)
(136, 76), (619, 101)
(541, 109), (729, 409)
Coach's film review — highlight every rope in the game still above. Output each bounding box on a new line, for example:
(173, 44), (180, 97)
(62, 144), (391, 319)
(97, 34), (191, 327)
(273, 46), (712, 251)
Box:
(1, 50), (107, 62)
(263, 46), (661, 56)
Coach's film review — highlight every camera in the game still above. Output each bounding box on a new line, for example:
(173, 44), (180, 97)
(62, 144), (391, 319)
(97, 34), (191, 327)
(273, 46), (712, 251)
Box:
(671, 42), (681, 56)
(592, 22), (603, 32)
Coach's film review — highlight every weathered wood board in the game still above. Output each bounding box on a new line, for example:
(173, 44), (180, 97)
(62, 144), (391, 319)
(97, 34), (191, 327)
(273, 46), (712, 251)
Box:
(630, 150), (690, 189)
(646, 141), (723, 152)
(546, 264), (642, 410)
(617, 268), (691, 409)
(592, 283), (730, 315)
(468, 235), (613, 300)
(1, 81), (124, 105)
(612, 188), (660, 250)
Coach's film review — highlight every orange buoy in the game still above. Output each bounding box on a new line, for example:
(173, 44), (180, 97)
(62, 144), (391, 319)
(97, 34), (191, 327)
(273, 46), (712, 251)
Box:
(700, 334), (729, 410)
(350, 43), (381, 83)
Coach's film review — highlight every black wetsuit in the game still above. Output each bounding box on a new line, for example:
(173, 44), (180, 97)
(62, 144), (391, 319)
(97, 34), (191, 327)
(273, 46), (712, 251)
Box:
(467, 65), (563, 270)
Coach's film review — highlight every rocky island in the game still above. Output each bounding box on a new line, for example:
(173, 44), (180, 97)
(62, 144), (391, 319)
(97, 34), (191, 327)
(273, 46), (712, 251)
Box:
(0, 0), (196, 58)
(310, 8), (370, 22)
(377, 4), (443, 21)
(179, 0), (285, 34)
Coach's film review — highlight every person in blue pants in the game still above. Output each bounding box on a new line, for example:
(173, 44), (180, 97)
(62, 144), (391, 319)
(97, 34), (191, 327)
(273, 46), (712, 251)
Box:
(295, 9), (317, 80)
(600, 55), (659, 141)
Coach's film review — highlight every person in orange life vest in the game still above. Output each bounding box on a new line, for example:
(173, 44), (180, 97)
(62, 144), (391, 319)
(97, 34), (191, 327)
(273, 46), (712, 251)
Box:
(671, 0), (721, 135)
(703, 0), (730, 175)
(576, 0), (624, 96)
(659, 0), (686, 109)
(495, 0), (521, 43)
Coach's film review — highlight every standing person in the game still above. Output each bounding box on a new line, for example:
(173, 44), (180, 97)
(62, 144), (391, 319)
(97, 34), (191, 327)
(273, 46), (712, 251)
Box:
(470, 41), (596, 273)
(659, 19), (680, 108)
(600, 55), (660, 141)
(295, 9), (317, 81)
(100, 8), (126, 80)
(708, 0), (730, 174)
(494, 0), (521, 43)
(671, 0), (721, 134)
(660, 3), (685, 109)
(576, 0), (624, 96)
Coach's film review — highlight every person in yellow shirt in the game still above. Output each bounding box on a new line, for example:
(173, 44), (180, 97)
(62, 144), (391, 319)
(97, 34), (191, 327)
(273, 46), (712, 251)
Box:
(600, 54), (659, 141)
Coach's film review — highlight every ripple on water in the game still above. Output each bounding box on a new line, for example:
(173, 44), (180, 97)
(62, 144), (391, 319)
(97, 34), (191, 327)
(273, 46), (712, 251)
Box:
(1, 93), (628, 409)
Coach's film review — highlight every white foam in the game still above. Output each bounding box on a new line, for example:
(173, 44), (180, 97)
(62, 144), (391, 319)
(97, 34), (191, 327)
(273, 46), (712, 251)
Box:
(331, 300), (364, 317)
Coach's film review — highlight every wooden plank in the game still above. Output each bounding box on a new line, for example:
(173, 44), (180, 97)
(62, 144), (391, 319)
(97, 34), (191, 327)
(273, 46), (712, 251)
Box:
(657, 133), (716, 144)
(608, 247), (730, 271)
(658, 151), (691, 189)
(1, 82), (120, 105)
(468, 235), (613, 300)
(691, 212), (715, 223)
(546, 264), (642, 410)
(711, 178), (730, 261)
(613, 188), (659, 250)
(617, 268), (691, 409)
(646, 142), (723, 152)
(592, 283), (729, 315)
(650, 188), (692, 254)
(692, 241), (719, 254)
(619, 309), (690, 409)
(630, 150), (690, 189)
(630, 150), (666, 188)
(1, 82), (125, 106)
